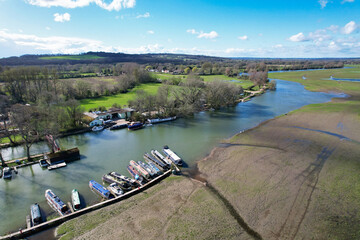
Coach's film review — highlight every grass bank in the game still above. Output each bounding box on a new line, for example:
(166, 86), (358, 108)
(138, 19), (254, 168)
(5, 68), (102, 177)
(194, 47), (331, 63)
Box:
(79, 83), (161, 111)
(269, 65), (360, 96)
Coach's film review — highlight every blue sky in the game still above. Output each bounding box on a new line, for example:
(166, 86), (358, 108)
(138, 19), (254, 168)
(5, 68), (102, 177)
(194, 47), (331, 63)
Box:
(0, 0), (359, 58)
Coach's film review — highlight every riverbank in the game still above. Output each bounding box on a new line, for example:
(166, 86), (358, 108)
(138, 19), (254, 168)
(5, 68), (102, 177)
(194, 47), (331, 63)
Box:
(198, 98), (360, 240)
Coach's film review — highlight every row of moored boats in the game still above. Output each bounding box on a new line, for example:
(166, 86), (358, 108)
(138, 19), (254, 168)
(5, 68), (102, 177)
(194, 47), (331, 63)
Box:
(29, 146), (182, 226)
(92, 116), (177, 132)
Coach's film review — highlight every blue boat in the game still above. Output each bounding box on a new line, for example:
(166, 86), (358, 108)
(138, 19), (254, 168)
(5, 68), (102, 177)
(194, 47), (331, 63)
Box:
(45, 189), (70, 216)
(89, 180), (111, 199)
(30, 203), (42, 226)
(128, 122), (144, 130)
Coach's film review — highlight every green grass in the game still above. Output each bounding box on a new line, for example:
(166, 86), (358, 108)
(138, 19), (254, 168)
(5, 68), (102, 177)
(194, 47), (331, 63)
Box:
(269, 65), (360, 95)
(294, 100), (360, 115)
(0, 135), (22, 144)
(79, 83), (161, 110)
(39, 55), (105, 61)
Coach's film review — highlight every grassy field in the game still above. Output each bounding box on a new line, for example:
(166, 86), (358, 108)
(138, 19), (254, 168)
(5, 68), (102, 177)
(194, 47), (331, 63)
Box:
(39, 55), (105, 60)
(269, 65), (360, 95)
(79, 83), (161, 110)
(152, 73), (255, 89)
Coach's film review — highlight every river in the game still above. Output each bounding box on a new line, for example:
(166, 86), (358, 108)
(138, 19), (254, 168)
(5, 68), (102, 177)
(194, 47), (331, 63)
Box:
(0, 79), (346, 235)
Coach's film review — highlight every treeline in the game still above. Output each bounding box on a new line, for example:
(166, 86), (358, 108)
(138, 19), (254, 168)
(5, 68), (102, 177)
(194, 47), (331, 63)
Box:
(0, 52), (227, 66)
(128, 75), (244, 120)
(0, 64), (156, 103)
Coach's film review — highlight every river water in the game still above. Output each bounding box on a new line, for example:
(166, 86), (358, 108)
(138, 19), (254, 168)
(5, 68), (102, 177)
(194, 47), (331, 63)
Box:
(0, 79), (346, 235)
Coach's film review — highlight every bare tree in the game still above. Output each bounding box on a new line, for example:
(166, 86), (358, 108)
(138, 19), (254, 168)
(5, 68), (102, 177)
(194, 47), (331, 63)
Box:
(10, 104), (42, 161)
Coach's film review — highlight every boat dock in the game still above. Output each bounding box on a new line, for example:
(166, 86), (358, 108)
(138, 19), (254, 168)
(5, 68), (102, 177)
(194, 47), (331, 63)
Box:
(0, 170), (172, 240)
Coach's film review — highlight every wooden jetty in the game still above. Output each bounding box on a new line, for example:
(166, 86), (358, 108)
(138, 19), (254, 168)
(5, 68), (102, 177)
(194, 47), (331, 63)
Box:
(0, 170), (172, 240)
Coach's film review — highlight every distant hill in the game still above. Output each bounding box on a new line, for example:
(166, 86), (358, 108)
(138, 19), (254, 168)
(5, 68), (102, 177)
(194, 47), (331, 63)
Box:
(0, 52), (229, 66)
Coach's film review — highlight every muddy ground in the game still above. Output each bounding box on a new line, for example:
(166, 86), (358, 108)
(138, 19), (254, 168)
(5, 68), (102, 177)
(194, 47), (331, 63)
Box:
(199, 106), (360, 240)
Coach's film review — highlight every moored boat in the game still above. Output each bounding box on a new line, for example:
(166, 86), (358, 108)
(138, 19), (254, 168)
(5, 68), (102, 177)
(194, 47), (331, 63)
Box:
(107, 183), (124, 196)
(39, 159), (48, 168)
(138, 161), (156, 177)
(30, 203), (42, 226)
(92, 125), (104, 132)
(128, 122), (144, 130)
(151, 149), (172, 166)
(127, 165), (145, 184)
(147, 162), (162, 175)
(129, 160), (151, 180)
(45, 189), (70, 216)
(109, 124), (128, 130)
(109, 172), (139, 187)
(147, 116), (176, 124)
(89, 180), (112, 199)
(2, 167), (12, 180)
(71, 189), (81, 211)
(144, 153), (167, 170)
(163, 146), (183, 166)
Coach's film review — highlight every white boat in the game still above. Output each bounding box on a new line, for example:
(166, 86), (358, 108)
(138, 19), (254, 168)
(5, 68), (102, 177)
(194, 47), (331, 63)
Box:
(107, 183), (124, 197)
(147, 116), (176, 124)
(45, 189), (70, 216)
(2, 167), (12, 180)
(47, 162), (67, 170)
(92, 125), (104, 132)
(151, 150), (172, 166)
(162, 146), (183, 166)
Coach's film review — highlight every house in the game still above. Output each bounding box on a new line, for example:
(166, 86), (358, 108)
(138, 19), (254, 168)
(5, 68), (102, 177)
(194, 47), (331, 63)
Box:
(89, 119), (104, 127)
(84, 107), (135, 124)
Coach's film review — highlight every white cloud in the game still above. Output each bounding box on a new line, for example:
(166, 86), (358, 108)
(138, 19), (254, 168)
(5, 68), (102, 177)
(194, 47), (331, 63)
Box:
(0, 29), (107, 54)
(327, 25), (339, 33)
(342, 21), (357, 34)
(187, 29), (197, 34)
(318, 0), (328, 8)
(26, 0), (136, 11)
(54, 13), (71, 22)
(45, 27), (51, 30)
(198, 31), (218, 39)
(147, 30), (154, 34)
(187, 29), (218, 39)
(136, 12), (150, 18)
(238, 35), (248, 40)
(288, 32), (308, 42)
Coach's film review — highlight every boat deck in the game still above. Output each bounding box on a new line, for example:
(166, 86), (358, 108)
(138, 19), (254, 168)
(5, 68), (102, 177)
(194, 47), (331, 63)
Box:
(47, 162), (67, 170)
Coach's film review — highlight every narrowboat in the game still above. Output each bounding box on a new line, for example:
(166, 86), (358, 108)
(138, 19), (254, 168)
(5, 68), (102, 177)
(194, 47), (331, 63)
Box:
(127, 165), (145, 184)
(107, 183), (124, 196)
(147, 116), (176, 124)
(109, 172), (139, 187)
(128, 122), (144, 130)
(2, 167), (12, 180)
(109, 124), (128, 130)
(163, 146), (183, 166)
(30, 203), (42, 226)
(147, 162), (162, 175)
(45, 189), (70, 216)
(144, 153), (167, 170)
(129, 160), (151, 180)
(89, 180), (112, 199)
(71, 189), (81, 211)
(151, 149), (172, 166)
(137, 161), (156, 177)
